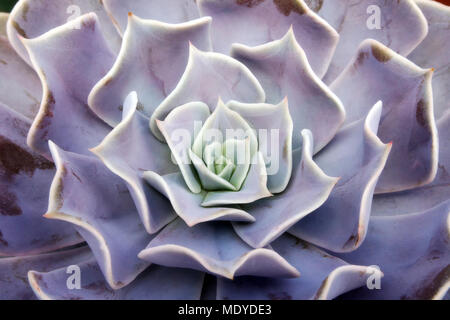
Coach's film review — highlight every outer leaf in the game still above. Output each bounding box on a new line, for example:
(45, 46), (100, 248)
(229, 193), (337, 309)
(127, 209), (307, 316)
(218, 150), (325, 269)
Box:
(22, 13), (114, 159)
(0, 246), (91, 300)
(7, 0), (120, 64)
(0, 34), (41, 120)
(29, 255), (204, 300)
(289, 102), (391, 252)
(306, 0), (428, 83)
(45, 142), (153, 289)
(198, 0), (339, 78)
(232, 130), (338, 248)
(0, 103), (81, 256)
(372, 111), (450, 216)
(89, 14), (212, 127)
(338, 201), (450, 300)
(138, 218), (300, 279)
(103, 0), (200, 34)
(331, 39), (438, 193)
(90, 92), (178, 234)
(231, 28), (345, 152)
(217, 235), (378, 300)
(150, 45), (265, 140)
(408, 0), (450, 121)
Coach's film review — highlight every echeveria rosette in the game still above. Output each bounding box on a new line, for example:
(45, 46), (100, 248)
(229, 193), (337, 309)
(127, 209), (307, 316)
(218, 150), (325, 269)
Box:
(0, 0), (448, 301)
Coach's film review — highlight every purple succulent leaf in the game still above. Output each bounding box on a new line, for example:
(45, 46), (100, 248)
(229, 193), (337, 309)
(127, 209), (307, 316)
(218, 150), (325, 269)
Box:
(289, 102), (391, 253)
(372, 112), (450, 216)
(138, 218), (300, 279)
(337, 200), (450, 300)
(20, 13), (115, 159)
(89, 15), (212, 127)
(232, 129), (338, 248)
(331, 39), (438, 194)
(103, 0), (201, 34)
(198, 0), (338, 78)
(0, 103), (82, 256)
(149, 45), (265, 140)
(45, 142), (153, 290)
(231, 29), (345, 152)
(143, 171), (255, 226)
(91, 92), (178, 234)
(157, 101), (210, 194)
(217, 235), (377, 300)
(0, 245), (91, 300)
(202, 152), (273, 207)
(408, 0), (450, 121)
(308, 0), (428, 84)
(7, 0), (121, 65)
(0, 34), (41, 120)
(226, 99), (293, 193)
(29, 254), (205, 300)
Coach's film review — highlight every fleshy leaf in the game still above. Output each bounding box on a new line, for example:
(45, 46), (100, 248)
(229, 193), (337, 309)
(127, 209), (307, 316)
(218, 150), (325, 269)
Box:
(0, 103), (81, 256)
(233, 130), (338, 248)
(227, 99), (293, 193)
(408, 0), (450, 121)
(150, 46), (265, 140)
(330, 39), (438, 193)
(22, 13), (115, 159)
(337, 201), (450, 300)
(308, 0), (428, 83)
(198, 0), (339, 78)
(90, 92), (178, 234)
(157, 101), (210, 193)
(45, 142), (153, 289)
(0, 32), (41, 120)
(217, 235), (378, 300)
(231, 29), (345, 152)
(29, 255), (204, 300)
(0, 246), (91, 300)
(372, 112), (450, 216)
(138, 218), (300, 279)
(89, 14), (212, 127)
(7, 0), (121, 64)
(202, 152), (272, 207)
(289, 102), (392, 252)
(143, 171), (255, 226)
(103, 0), (201, 34)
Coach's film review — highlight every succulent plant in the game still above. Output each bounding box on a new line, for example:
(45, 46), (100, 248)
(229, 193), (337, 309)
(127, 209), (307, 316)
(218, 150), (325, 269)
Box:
(0, 0), (448, 300)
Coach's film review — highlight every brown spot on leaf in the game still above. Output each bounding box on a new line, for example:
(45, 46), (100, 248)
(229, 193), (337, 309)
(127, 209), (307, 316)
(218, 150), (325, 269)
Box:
(0, 59), (7, 65)
(0, 136), (54, 178)
(236, 0), (265, 7)
(274, 0), (307, 16)
(0, 188), (22, 216)
(371, 43), (392, 62)
(71, 170), (82, 183)
(356, 51), (369, 66)
(12, 20), (27, 38)
(416, 99), (428, 128)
